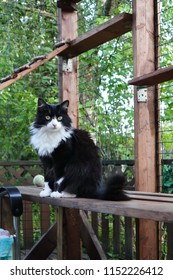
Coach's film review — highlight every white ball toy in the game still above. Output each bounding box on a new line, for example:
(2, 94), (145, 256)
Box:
(33, 175), (45, 187)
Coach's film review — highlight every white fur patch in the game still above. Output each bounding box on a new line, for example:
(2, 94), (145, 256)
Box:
(30, 121), (73, 156)
(40, 182), (52, 197)
(50, 191), (76, 198)
(57, 177), (64, 185)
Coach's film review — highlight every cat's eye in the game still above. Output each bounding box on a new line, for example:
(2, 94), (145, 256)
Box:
(57, 116), (63, 121)
(45, 115), (51, 120)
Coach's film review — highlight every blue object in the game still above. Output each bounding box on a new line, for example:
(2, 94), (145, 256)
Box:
(0, 236), (14, 260)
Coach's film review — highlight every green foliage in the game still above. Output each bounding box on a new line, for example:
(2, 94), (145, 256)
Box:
(0, 0), (58, 160)
(162, 163), (173, 194)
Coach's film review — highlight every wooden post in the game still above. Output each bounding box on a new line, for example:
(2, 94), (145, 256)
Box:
(57, 1), (81, 259)
(58, 3), (79, 128)
(133, 0), (159, 259)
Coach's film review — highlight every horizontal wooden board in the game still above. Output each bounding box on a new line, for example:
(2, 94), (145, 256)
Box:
(17, 186), (173, 222)
(60, 13), (132, 57)
(128, 65), (173, 86)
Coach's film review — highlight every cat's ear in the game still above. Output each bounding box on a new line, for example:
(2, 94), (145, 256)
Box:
(61, 100), (69, 111)
(38, 98), (47, 108)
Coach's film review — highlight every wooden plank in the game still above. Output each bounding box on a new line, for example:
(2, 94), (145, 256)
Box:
(17, 186), (173, 222)
(80, 210), (107, 260)
(133, 0), (159, 259)
(24, 222), (57, 260)
(0, 44), (69, 91)
(128, 65), (173, 86)
(60, 13), (132, 58)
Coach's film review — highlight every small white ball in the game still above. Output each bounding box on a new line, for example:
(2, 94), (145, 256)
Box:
(33, 175), (44, 187)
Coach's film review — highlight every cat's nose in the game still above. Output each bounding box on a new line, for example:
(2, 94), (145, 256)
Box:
(52, 124), (57, 129)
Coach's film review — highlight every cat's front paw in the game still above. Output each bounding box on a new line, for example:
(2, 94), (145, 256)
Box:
(50, 191), (62, 198)
(40, 189), (52, 197)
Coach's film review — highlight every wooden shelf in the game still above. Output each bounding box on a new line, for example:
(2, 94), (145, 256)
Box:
(60, 13), (132, 57)
(128, 65), (173, 86)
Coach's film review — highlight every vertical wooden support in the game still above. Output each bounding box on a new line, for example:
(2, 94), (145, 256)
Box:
(133, 0), (159, 259)
(56, 207), (63, 259)
(58, 5), (78, 127)
(56, 207), (81, 259)
(57, 2), (81, 259)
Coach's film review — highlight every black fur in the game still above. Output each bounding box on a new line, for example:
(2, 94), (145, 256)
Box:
(30, 98), (129, 201)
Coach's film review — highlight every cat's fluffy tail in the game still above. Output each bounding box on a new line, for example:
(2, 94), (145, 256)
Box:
(100, 172), (130, 201)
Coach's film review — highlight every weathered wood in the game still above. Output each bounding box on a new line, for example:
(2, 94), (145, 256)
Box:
(40, 204), (50, 234)
(24, 222), (57, 260)
(80, 210), (107, 260)
(133, 0), (158, 259)
(56, 207), (63, 259)
(91, 212), (99, 236)
(136, 219), (158, 260)
(57, 7), (81, 260)
(128, 65), (173, 86)
(57, 207), (82, 260)
(113, 216), (121, 255)
(0, 44), (69, 91)
(58, 9), (79, 127)
(17, 186), (173, 222)
(60, 13), (132, 58)
(22, 201), (33, 248)
(63, 208), (81, 259)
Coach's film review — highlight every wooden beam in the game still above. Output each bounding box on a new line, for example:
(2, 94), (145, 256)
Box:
(63, 208), (81, 259)
(24, 222), (57, 260)
(57, 207), (81, 259)
(17, 186), (173, 223)
(129, 65), (173, 86)
(0, 13), (132, 92)
(0, 44), (69, 91)
(80, 210), (107, 260)
(57, 7), (81, 260)
(133, 0), (158, 260)
(60, 13), (132, 57)
(58, 9), (79, 127)
(56, 207), (63, 259)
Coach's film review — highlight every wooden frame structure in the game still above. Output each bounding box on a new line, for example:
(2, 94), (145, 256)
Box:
(1, 0), (173, 259)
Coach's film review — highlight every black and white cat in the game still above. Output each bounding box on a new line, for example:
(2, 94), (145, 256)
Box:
(30, 98), (129, 200)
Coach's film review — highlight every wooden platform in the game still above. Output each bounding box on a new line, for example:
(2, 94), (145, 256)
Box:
(17, 186), (173, 222)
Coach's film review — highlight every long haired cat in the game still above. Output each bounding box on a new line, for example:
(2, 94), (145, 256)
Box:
(30, 98), (129, 200)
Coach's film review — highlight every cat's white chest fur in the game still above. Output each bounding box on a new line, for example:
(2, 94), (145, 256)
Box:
(30, 123), (73, 157)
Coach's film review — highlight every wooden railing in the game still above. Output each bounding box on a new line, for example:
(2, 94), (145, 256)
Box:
(1, 160), (173, 260)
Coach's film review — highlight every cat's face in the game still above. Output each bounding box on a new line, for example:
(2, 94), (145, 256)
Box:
(34, 98), (71, 131)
